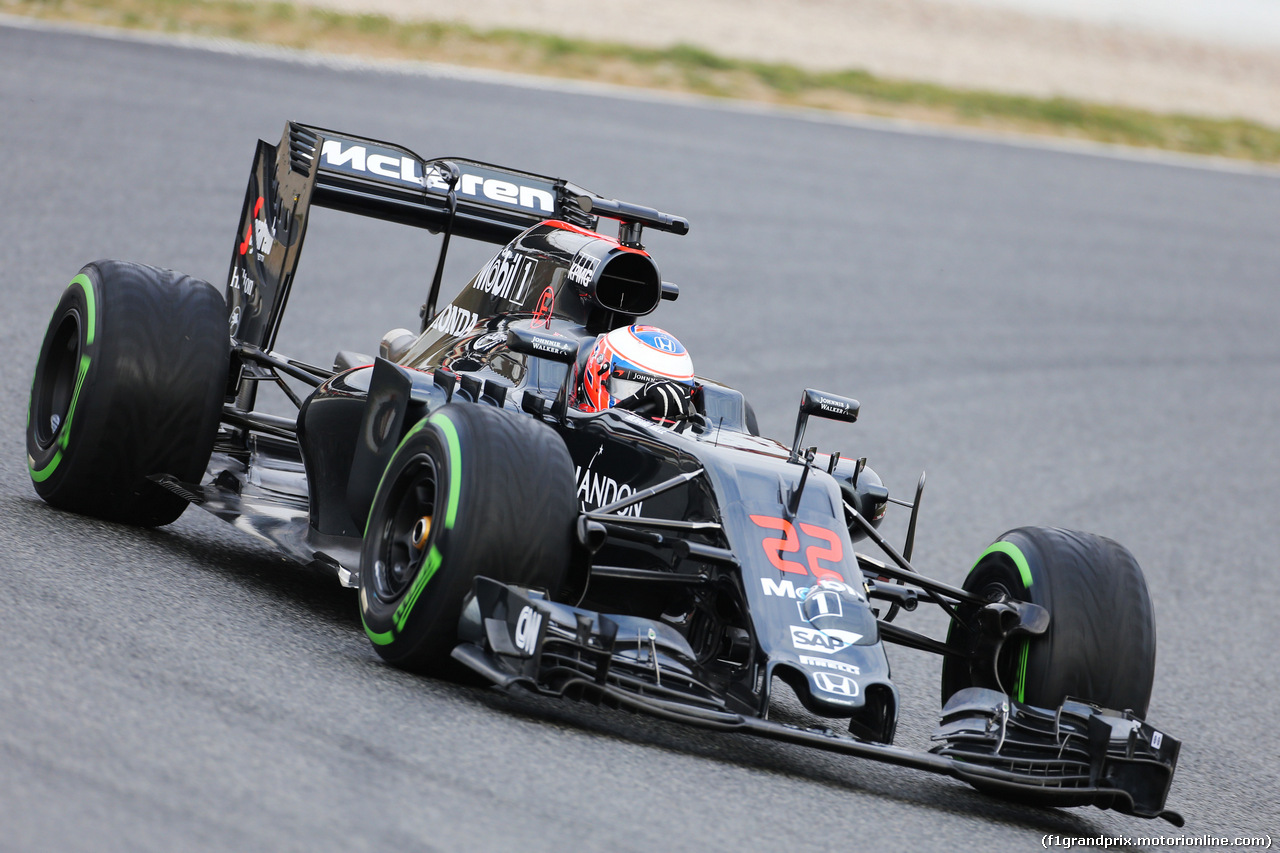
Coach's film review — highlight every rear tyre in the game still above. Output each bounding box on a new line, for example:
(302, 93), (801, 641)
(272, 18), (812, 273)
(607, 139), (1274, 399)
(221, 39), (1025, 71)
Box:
(358, 402), (576, 676)
(941, 526), (1157, 716)
(27, 260), (229, 527)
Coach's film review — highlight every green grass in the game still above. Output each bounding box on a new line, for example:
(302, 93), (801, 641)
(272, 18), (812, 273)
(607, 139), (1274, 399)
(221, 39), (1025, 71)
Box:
(7, 0), (1280, 162)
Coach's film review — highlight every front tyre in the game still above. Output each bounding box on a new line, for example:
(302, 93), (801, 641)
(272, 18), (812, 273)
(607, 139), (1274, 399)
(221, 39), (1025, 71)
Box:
(941, 526), (1157, 716)
(27, 260), (229, 527)
(359, 402), (576, 675)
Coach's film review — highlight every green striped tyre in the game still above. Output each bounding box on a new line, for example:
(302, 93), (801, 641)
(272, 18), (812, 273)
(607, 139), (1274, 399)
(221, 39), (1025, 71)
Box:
(27, 260), (230, 527)
(358, 402), (577, 675)
(940, 526), (1157, 717)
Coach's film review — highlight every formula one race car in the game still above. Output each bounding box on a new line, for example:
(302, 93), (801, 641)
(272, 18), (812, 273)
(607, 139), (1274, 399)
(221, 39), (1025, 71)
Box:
(27, 122), (1183, 824)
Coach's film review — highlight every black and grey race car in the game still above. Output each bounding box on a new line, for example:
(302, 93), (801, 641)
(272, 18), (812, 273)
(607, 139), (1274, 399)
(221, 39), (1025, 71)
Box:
(27, 122), (1183, 825)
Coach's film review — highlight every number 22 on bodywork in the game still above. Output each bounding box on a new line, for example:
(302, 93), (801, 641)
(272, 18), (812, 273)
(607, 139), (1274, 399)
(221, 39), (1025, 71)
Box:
(749, 515), (845, 582)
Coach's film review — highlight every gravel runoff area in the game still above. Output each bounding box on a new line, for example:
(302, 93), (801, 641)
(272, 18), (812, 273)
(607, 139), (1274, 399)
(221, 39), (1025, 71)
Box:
(278, 0), (1280, 127)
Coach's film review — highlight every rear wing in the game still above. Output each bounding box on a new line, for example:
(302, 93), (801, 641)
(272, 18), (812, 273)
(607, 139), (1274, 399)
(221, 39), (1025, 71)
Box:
(310, 124), (602, 242)
(225, 121), (688, 366)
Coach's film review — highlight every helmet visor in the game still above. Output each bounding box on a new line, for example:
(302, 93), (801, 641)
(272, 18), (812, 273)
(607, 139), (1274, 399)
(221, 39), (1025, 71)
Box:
(609, 376), (647, 405)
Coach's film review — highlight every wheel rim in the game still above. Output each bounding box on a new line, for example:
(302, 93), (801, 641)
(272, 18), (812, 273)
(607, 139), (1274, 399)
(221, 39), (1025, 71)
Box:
(371, 454), (438, 604)
(977, 578), (1030, 701)
(34, 310), (82, 449)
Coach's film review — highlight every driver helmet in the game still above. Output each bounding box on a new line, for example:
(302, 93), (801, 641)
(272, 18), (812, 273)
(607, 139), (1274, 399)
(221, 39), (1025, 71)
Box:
(578, 325), (695, 413)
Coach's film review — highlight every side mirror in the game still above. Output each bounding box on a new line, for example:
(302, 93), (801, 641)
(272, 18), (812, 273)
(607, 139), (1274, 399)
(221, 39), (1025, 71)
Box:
(507, 327), (581, 426)
(791, 388), (860, 461)
(798, 388), (859, 422)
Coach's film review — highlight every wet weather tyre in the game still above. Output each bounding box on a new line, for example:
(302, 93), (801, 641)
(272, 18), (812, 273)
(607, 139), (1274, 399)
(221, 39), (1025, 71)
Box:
(26, 260), (230, 527)
(359, 402), (577, 676)
(940, 526), (1157, 716)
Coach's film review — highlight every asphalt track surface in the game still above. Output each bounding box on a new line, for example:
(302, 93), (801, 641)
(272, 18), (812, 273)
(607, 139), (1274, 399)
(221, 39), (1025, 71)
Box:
(3, 20), (1279, 853)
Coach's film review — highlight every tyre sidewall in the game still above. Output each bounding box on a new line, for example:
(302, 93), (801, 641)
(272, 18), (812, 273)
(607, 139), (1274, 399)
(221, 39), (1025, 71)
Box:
(359, 417), (466, 663)
(27, 273), (103, 495)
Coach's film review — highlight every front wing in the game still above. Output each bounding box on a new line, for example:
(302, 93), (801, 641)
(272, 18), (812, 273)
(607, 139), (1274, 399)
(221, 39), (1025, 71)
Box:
(453, 578), (1185, 826)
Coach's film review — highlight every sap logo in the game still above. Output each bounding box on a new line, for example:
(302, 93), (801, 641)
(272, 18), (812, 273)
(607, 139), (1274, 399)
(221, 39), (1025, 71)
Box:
(230, 266), (256, 296)
(428, 304), (479, 337)
(790, 625), (851, 655)
(514, 605), (543, 654)
(567, 252), (600, 288)
(798, 655), (860, 675)
(812, 671), (859, 698)
(470, 249), (537, 304)
(761, 578), (801, 598)
(575, 466), (642, 517)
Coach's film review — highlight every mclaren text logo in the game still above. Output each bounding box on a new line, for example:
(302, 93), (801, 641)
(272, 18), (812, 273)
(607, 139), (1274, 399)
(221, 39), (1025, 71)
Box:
(320, 141), (555, 213)
(514, 605), (543, 654)
(429, 304), (479, 337)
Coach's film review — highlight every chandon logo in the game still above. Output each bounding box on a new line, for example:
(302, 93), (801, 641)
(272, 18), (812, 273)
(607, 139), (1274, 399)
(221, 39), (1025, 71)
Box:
(575, 468), (643, 517)
(574, 447), (642, 517)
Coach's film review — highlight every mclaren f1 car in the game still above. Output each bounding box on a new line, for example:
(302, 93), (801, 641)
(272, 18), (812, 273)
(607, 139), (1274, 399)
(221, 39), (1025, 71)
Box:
(27, 122), (1183, 824)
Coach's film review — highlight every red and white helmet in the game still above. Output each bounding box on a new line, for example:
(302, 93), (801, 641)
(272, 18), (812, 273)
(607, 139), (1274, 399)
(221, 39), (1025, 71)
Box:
(578, 325), (694, 413)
